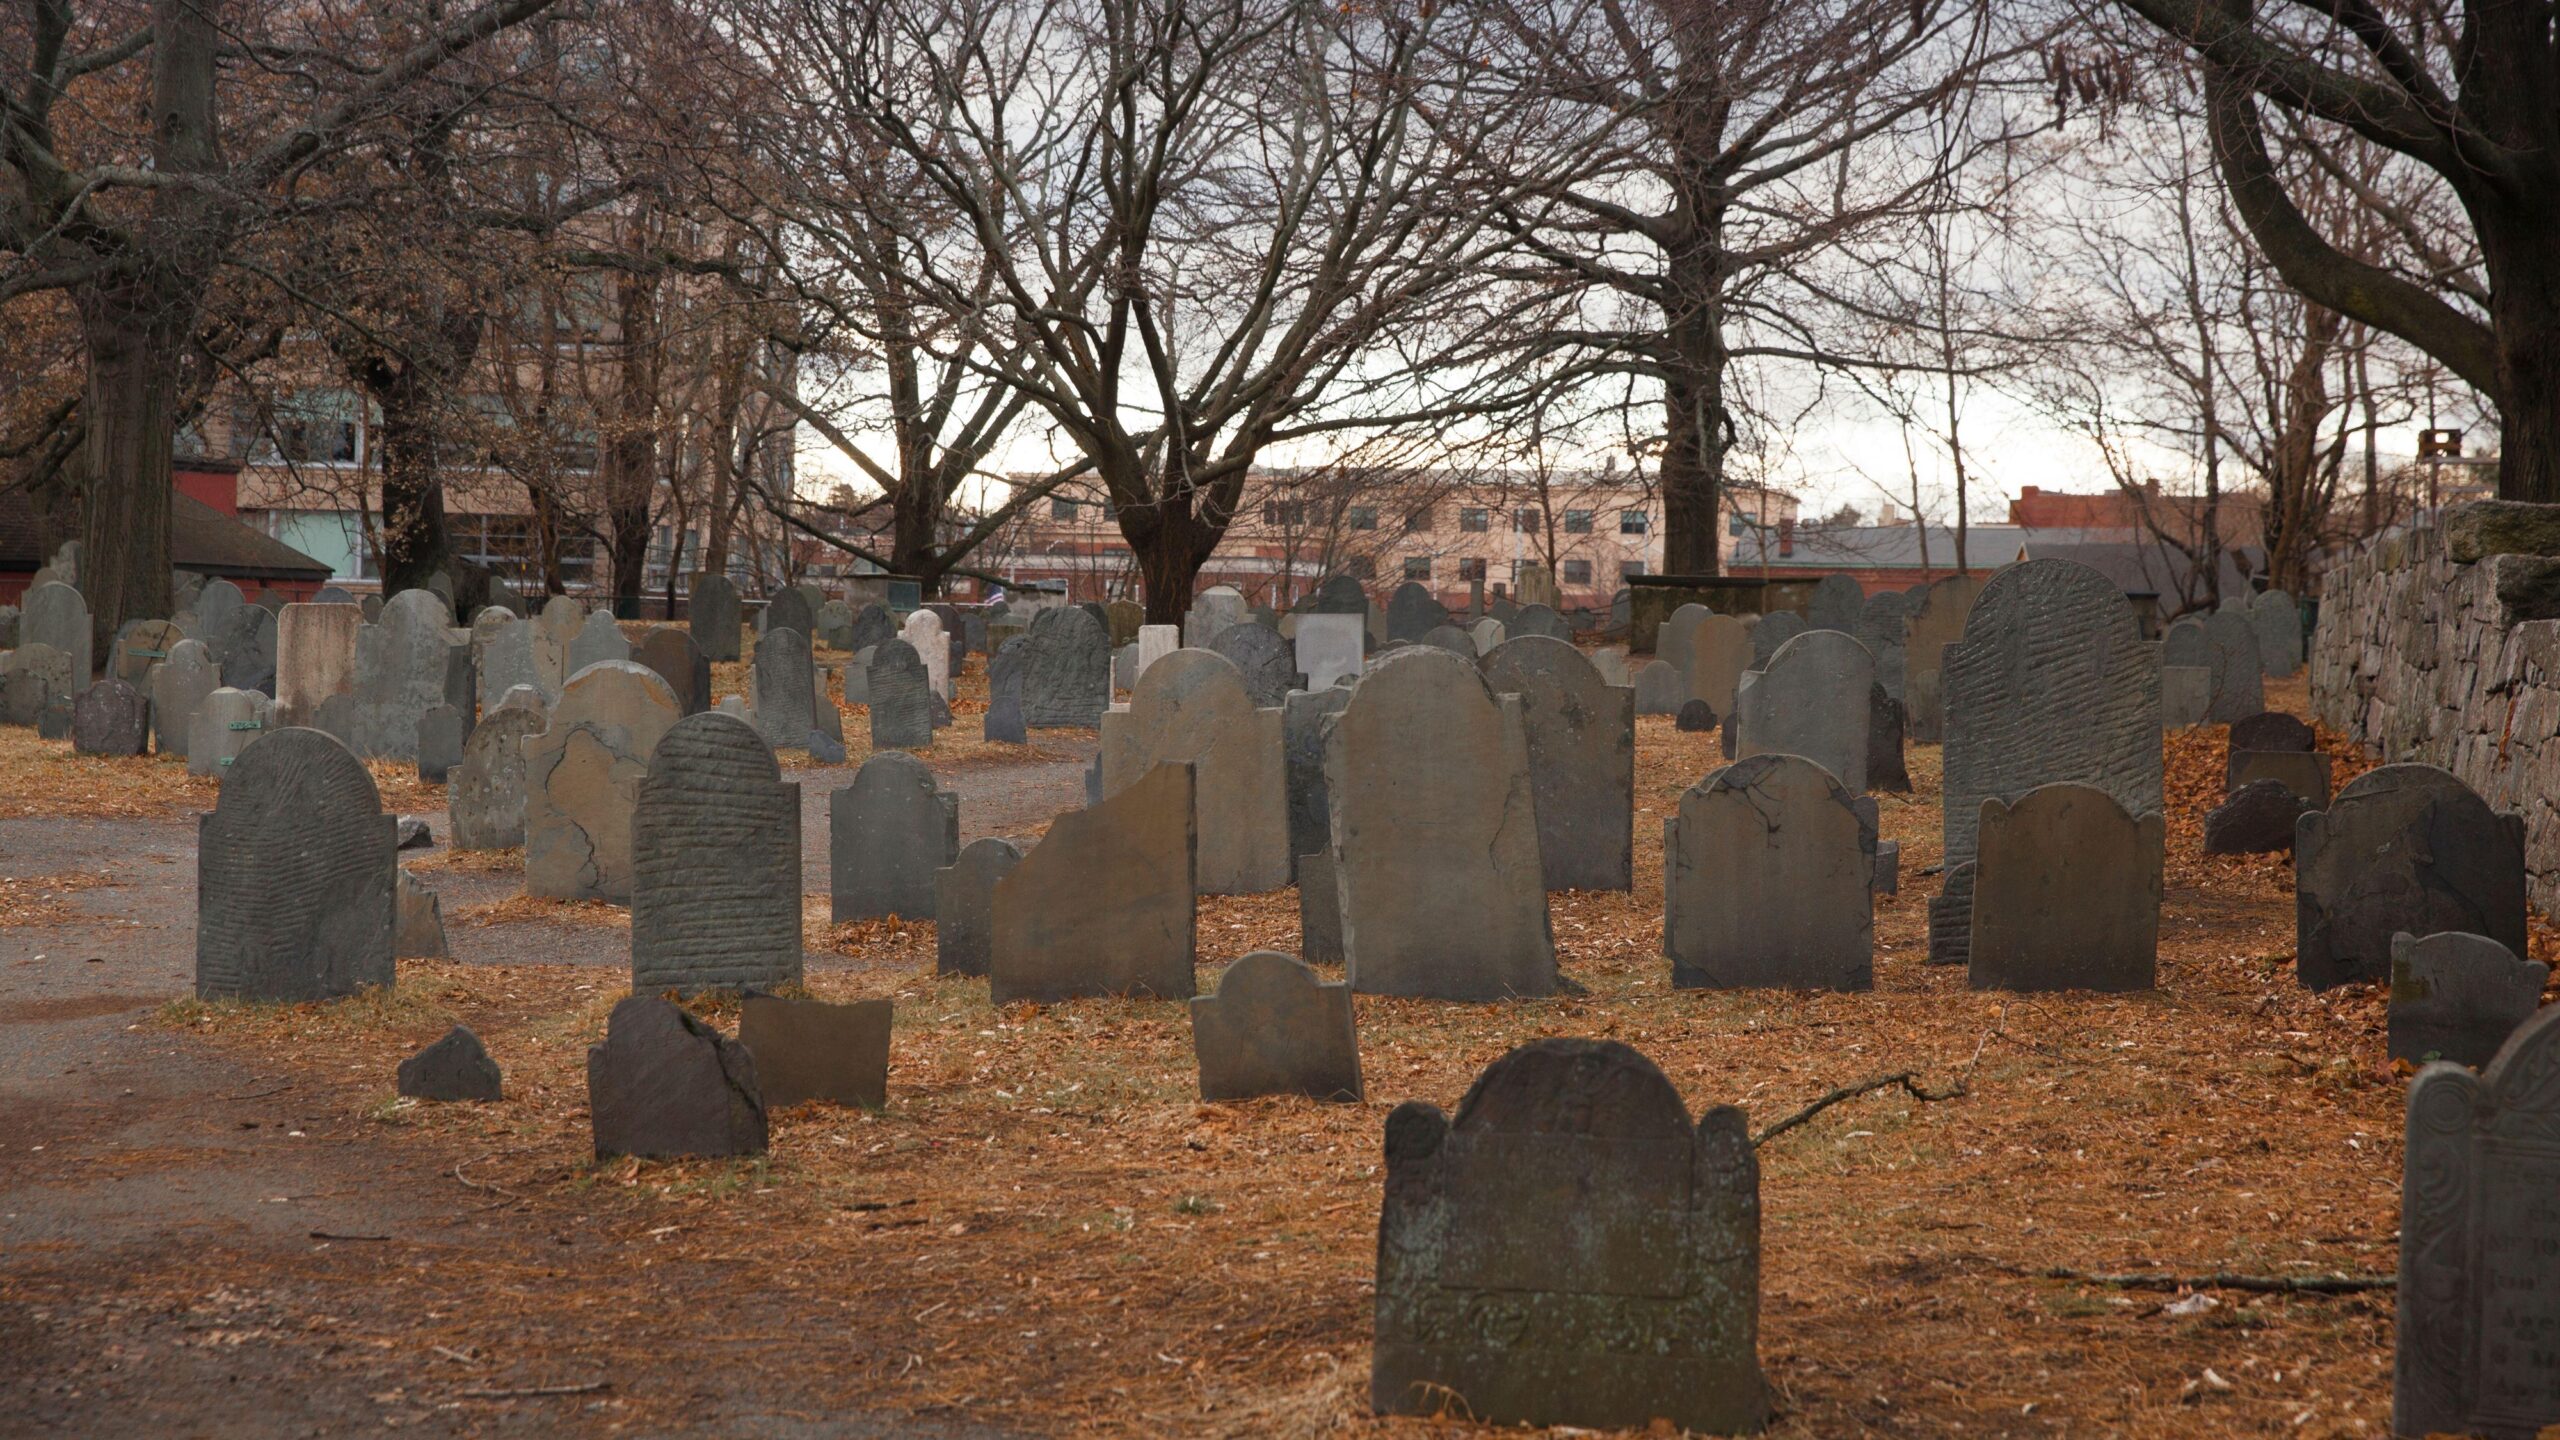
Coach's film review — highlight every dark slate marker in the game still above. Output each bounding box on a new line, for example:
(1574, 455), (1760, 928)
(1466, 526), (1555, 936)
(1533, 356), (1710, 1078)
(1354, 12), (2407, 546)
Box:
(397, 1025), (502, 1101)
(1189, 951), (1361, 1102)
(738, 995), (892, 1109)
(586, 997), (767, 1160)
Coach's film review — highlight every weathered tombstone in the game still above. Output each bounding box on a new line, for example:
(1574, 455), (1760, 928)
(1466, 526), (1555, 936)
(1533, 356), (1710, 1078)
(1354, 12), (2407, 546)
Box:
(275, 601), (362, 727)
(1479, 637), (1633, 891)
(2227, 747), (2331, 807)
(1293, 613), (1364, 691)
(1112, 641), (1138, 692)
(416, 703), (468, 783)
(111, 618), (182, 686)
(990, 761), (1197, 1002)
(865, 639), (934, 751)
(1208, 621), (1296, 708)
(1676, 698), (1718, 733)
(70, 678), (148, 756)
(1510, 603), (1569, 641)
(689, 574), (742, 661)
(20, 581), (92, 687)
(533, 594), (583, 694)
(1807, 573), (1865, 631)
(1326, 648), (1554, 999)
(206, 598), (278, 695)
(523, 661), (681, 902)
(1860, 684), (1909, 794)
(349, 589), (468, 760)
(314, 585), (354, 606)
(450, 706), (548, 849)
(1633, 659), (1683, 716)
(1385, 581), (1446, 642)
(1018, 606), (1111, 728)
(2168, 611), (2265, 724)
(1468, 617), (1507, 654)
(2161, 665), (2211, 728)
(2389, 931), (2547, 1068)
(1934, 559), (2160, 962)
(1134, 622), (1181, 683)
(1373, 1038), (1768, 1433)
(1419, 623), (1477, 657)
(568, 609), (631, 676)
(1105, 599), (1147, 647)
(935, 837), (1024, 977)
(1282, 685), (1352, 875)
(2203, 778), (2308, 855)
(359, 594), (383, 623)
(2394, 1003), (2560, 1436)
(398, 1025), (501, 1102)
(1182, 585), (1249, 649)
(983, 636), (1029, 743)
(1687, 613), (1752, 716)
(395, 868), (448, 958)
(633, 626), (709, 716)
(185, 686), (271, 776)
(1190, 951), (1362, 1102)
(847, 602), (896, 655)
(1749, 609), (1805, 667)
(2251, 588), (2302, 677)
(752, 627), (819, 751)
(195, 729), (396, 1001)
(148, 639), (220, 756)
(738, 996), (892, 1108)
(1657, 602), (1711, 671)
(0, 642), (69, 727)
(195, 578), (246, 648)
(1100, 650), (1288, 894)
(1308, 573), (1369, 614)
(1903, 572), (1984, 742)
(2231, 710), (2316, 753)
(631, 712), (803, 993)
(831, 751), (959, 921)
(1968, 782), (2162, 993)
(902, 608), (950, 697)
(1665, 754), (1874, 990)
(763, 587), (815, 639)
(815, 599), (856, 652)
(1853, 590), (1911, 703)
(2297, 764), (2527, 989)
(1735, 630), (1875, 792)
(476, 613), (541, 705)
(587, 997), (766, 1160)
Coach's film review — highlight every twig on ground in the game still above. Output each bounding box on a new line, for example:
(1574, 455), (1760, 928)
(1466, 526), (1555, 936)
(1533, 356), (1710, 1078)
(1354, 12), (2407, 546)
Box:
(454, 1381), (611, 1400)
(1753, 1070), (1968, 1147)
(2035, 1267), (2394, 1295)
(309, 1230), (390, 1242)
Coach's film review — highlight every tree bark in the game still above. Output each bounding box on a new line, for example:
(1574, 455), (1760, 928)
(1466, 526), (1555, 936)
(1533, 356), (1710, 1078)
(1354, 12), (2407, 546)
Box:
(74, 278), (188, 670)
(603, 267), (663, 618)
(1659, 304), (1729, 576)
(2483, 207), (2560, 504)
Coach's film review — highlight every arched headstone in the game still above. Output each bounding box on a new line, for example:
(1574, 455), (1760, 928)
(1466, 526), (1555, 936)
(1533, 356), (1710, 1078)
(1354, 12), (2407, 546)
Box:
(632, 712), (803, 993)
(1018, 606), (1109, 728)
(1479, 636), (1633, 891)
(865, 640), (933, 751)
(451, 706), (549, 850)
(149, 639), (220, 757)
(2297, 764), (2526, 989)
(195, 729), (395, 1001)
(523, 661), (681, 902)
(689, 573), (742, 661)
(830, 751), (959, 922)
(1969, 781), (2161, 992)
(1666, 754), (1873, 990)
(935, 837), (1023, 977)
(1207, 622), (1296, 708)
(1099, 650), (1287, 894)
(1736, 629), (1876, 792)
(1190, 951), (1361, 1101)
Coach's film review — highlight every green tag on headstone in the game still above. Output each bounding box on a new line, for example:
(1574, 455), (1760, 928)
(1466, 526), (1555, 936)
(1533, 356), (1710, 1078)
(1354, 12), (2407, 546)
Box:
(228, 720), (263, 731)
(127, 648), (169, 659)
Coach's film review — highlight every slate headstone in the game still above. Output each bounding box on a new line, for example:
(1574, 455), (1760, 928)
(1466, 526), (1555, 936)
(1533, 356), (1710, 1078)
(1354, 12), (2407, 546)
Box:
(764, 587), (815, 639)
(2389, 931), (2547, 1068)
(2203, 778), (2308, 855)
(349, 589), (467, 760)
(847, 602), (897, 655)
(990, 762), (1196, 1003)
(2227, 747), (2330, 807)
(148, 639), (220, 756)
(397, 1025), (502, 1102)
(865, 639), (934, 751)
(587, 997), (767, 1160)
(1666, 753), (1874, 991)
(1735, 629), (1875, 791)
(739, 996), (892, 1109)
(631, 712), (803, 994)
(1633, 659), (1683, 716)
(1676, 698), (1717, 733)
(1854, 590), (1912, 702)
(1207, 622), (1296, 708)
(984, 636), (1029, 744)
(195, 729), (396, 1001)
(1969, 781), (2162, 993)
(1190, 951), (1362, 1102)
(1748, 609), (1804, 667)
(633, 626), (710, 716)
(831, 751), (959, 922)
(1282, 684), (1352, 874)
(1867, 684), (1910, 793)
(2297, 764), (2527, 989)
(451, 706), (549, 850)
(186, 687), (272, 777)
(2251, 588), (2302, 677)
(71, 679), (148, 756)
(751, 627), (819, 752)
(690, 573), (742, 661)
(935, 837), (1024, 977)
(1479, 636), (1633, 891)
(1903, 572), (1984, 742)
(206, 598), (278, 696)
(2230, 711), (2316, 753)
(416, 703), (468, 784)
(1687, 613), (1751, 716)
(1019, 606), (1110, 728)
(1385, 581), (1446, 642)
(395, 868), (448, 958)
(1807, 573), (1864, 631)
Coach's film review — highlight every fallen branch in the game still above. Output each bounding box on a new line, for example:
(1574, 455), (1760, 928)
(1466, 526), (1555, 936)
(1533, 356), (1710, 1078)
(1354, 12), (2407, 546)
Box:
(455, 1381), (611, 1400)
(308, 1230), (390, 1242)
(2036, 1267), (2394, 1295)
(1753, 1070), (1968, 1147)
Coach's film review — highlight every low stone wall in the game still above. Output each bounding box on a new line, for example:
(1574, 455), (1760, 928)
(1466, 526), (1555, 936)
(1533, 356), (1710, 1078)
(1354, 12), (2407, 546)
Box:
(2309, 502), (2560, 916)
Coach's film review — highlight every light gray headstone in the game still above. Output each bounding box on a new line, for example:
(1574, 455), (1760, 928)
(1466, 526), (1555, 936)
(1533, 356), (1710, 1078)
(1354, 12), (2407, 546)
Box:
(568, 609), (632, 675)
(1632, 659), (1683, 716)
(1207, 622), (1295, 708)
(1736, 629), (1875, 792)
(936, 837), (1023, 977)
(276, 602), (362, 727)
(1134, 623), (1180, 683)
(350, 589), (467, 760)
(148, 639), (220, 756)
(451, 705), (547, 849)
(1419, 624), (1477, 658)
(2161, 665), (2210, 727)
(522, 661), (681, 902)
(1658, 602), (1711, 671)
(534, 594), (582, 692)
(901, 609), (950, 697)
(1665, 753), (1873, 991)
(195, 728), (395, 1001)
(21, 581), (92, 686)
(632, 712), (802, 994)
(1190, 951), (1362, 1101)
(990, 761), (1197, 1002)
(1183, 585), (1249, 649)
(831, 751), (959, 922)
(2389, 931), (2547, 1068)
(1019, 606), (1110, 728)
(1479, 636), (1633, 891)
(1969, 781), (2162, 993)
(1, 642), (71, 727)
(865, 640), (933, 751)
(1098, 649), (1288, 894)
(194, 578), (246, 650)
(2251, 588), (2302, 677)
(690, 573), (742, 661)
(1293, 613), (1364, 692)
(1510, 603), (1569, 641)
(477, 615), (542, 706)
(2297, 764), (2526, 989)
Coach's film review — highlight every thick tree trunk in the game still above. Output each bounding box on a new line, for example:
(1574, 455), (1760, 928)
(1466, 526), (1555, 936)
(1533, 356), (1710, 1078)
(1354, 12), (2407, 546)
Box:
(373, 379), (458, 597)
(603, 268), (663, 618)
(894, 473), (944, 593)
(1659, 305), (1729, 576)
(74, 279), (188, 670)
(2486, 214), (2560, 504)
(1119, 479), (1222, 623)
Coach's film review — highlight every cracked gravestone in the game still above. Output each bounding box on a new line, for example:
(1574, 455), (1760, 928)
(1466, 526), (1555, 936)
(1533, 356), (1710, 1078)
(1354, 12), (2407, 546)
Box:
(1665, 754), (1872, 991)
(990, 762), (1196, 1003)
(587, 997), (767, 1159)
(450, 706), (549, 850)
(523, 661), (681, 902)
(1099, 650), (1287, 895)
(2389, 931), (2546, 1068)
(1479, 636), (1633, 891)
(935, 837), (1024, 978)
(2297, 764), (2526, 989)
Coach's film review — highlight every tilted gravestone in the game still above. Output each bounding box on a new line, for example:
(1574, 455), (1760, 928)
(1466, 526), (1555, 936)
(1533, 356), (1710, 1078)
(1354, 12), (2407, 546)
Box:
(1326, 648), (1554, 999)
(633, 626), (709, 716)
(523, 661), (682, 902)
(763, 587), (815, 639)
(1018, 606), (1110, 728)
(1665, 753), (1874, 991)
(567, 609), (631, 676)
(71, 678), (148, 756)
(1385, 581), (1447, 642)
(1806, 573), (1865, 632)
(450, 705), (549, 849)
(1373, 1038), (1769, 1433)
(935, 837), (1024, 977)
(1207, 621), (1296, 708)
(1902, 572), (1984, 742)
(398, 1025), (502, 1102)
(1868, 684), (1910, 793)
(1293, 613), (1365, 691)
(2251, 588), (2302, 677)
(148, 639), (220, 757)
(1099, 650), (1288, 894)
(275, 601), (362, 727)
(2395, 1003), (2560, 1436)
(20, 581), (92, 688)
(752, 627), (820, 752)
(1736, 629), (1875, 792)
(194, 578), (246, 650)
(195, 728), (396, 1001)
(206, 598), (278, 695)
(2389, 931), (2547, 1068)
(349, 589), (470, 761)
(2297, 764), (2526, 989)
(689, 573), (742, 661)
(739, 996), (892, 1109)
(865, 639), (934, 751)
(587, 997), (767, 1160)
(111, 618), (182, 686)
(1968, 781), (2162, 993)
(1687, 612), (1751, 716)
(1748, 610), (1805, 667)
(989, 761), (1196, 1003)
(984, 635), (1029, 744)
(831, 751), (959, 922)
(395, 868), (448, 958)
(1190, 951), (1361, 1102)
(1479, 636), (1633, 891)
(1510, 603), (1569, 641)
(1282, 684), (1352, 875)
(631, 712), (802, 994)
(1469, 617), (1507, 654)
(1934, 559), (2160, 964)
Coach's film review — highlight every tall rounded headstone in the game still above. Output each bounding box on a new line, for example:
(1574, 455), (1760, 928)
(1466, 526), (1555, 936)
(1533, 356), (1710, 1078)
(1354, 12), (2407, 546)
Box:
(1099, 650), (1288, 895)
(195, 729), (396, 1001)
(689, 574), (742, 661)
(1479, 636), (1634, 891)
(632, 712), (803, 994)
(831, 751), (959, 921)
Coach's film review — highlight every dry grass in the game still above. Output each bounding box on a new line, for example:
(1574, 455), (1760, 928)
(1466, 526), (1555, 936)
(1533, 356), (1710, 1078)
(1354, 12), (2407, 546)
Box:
(116, 676), (2471, 1437)
(0, 722), (443, 817)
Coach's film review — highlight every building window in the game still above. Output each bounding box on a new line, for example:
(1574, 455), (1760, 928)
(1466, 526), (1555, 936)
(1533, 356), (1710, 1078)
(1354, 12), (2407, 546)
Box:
(1562, 559), (1593, 584)
(1263, 500), (1306, 528)
(1514, 507), (1542, 534)
(1403, 556), (1432, 580)
(1343, 555), (1376, 579)
(1348, 506), (1378, 531)
(1457, 557), (1487, 581)
(1620, 509), (1651, 535)
(1404, 506), (1434, 533)
(1459, 507), (1489, 533)
(1051, 498), (1080, 521)
(1564, 509), (1594, 534)
(1727, 512), (1750, 536)
(1620, 559), (1648, 579)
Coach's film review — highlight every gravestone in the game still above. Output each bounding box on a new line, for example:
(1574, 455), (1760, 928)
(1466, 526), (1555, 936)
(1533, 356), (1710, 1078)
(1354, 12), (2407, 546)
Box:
(2203, 778), (2308, 855)
(1868, 684), (1910, 793)
(1208, 622), (1296, 708)
(206, 598), (278, 695)
(2180, 610), (2266, 724)
(752, 627), (819, 751)
(1283, 685), (1353, 873)
(1736, 629), (1875, 791)
(523, 661), (682, 903)
(633, 626), (709, 716)
(866, 640), (934, 751)
(568, 609), (631, 676)
(0, 643), (69, 727)
(935, 838), (1024, 977)
(350, 589), (468, 761)
(2227, 747), (2330, 807)
(2230, 711), (2316, 753)
(1419, 624), (1477, 657)
(1903, 572), (1984, 741)
(990, 762), (1197, 1002)
(2389, 931), (2547, 1068)
(111, 618), (182, 686)
(1294, 613), (1365, 691)
(1308, 574), (1368, 614)
(20, 581), (92, 688)
(984, 636), (1029, 743)
(1105, 599), (1146, 646)
(1373, 1038), (1768, 1433)
(1855, 590), (1910, 702)
(1687, 613), (1752, 716)
(739, 996), (892, 1109)
(1665, 754), (1874, 991)
(902, 608), (950, 697)
(395, 869), (448, 958)
(148, 639), (220, 756)
(1479, 637), (1633, 891)
(1183, 585), (1249, 649)
(1676, 698), (1717, 733)
(398, 1026), (502, 1102)
(1326, 648), (1554, 999)
(71, 678), (148, 756)
(1101, 650), (1288, 894)
(416, 703), (468, 784)
(2297, 764), (2527, 989)
(1632, 659), (1683, 716)
(451, 706), (549, 849)
(689, 573), (742, 661)
(1935, 559), (2160, 959)
(477, 614), (542, 705)
(194, 577), (246, 641)
(186, 687), (272, 776)
(847, 602), (897, 655)
(2394, 1003), (2560, 1436)
(1469, 618), (1507, 654)
(1658, 602), (1711, 670)
(195, 729), (396, 1001)
(275, 601), (362, 727)
(1386, 581), (1446, 642)
(1190, 951), (1362, 1102)
(764, 587), (815, 639)
(1807, 573), (1864, 631)
(587, 997), (767, 1160)
(1113, 642), (1138, 692)
(359, 594), (382, 622)
(1749, 610), (1805, 667)
(632, 712), (803, 994)
(2161, 665), (2211, 728)
(2251, 588), (2302, 677)
(1510, 603), (1569, 641)
(816, 599), (856, 651)
(1969, 782), (2162, 993)
(534, 594), (582, 693)
(1134, 623), (1181, 683)
(1019, 606), (1110, 728)
(831, 751), (959, 921)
